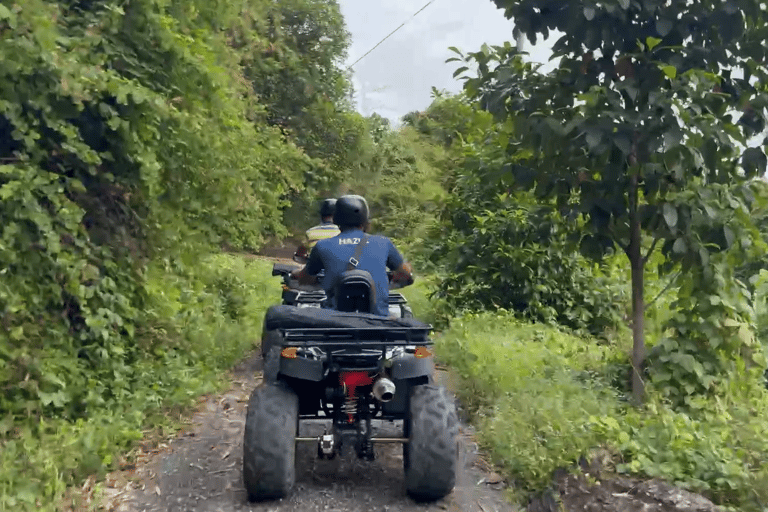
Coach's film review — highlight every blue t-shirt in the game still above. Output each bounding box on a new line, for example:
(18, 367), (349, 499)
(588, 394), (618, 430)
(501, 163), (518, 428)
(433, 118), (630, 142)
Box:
(306, 229), (404, 317)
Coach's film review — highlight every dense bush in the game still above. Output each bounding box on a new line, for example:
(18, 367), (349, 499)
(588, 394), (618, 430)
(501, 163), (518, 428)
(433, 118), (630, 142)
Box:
(0, 255), (279, 510)
(409, 96), (627, 335)
(430, 193), (627, 335)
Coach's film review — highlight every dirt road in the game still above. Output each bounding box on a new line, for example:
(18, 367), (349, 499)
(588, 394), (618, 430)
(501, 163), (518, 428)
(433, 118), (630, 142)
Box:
(106, 353), (516, 512)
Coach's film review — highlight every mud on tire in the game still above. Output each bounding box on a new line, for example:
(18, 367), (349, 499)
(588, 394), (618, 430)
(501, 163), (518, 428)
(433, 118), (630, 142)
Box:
(243, 381), (298, 501)
(404, 384), (459, 501)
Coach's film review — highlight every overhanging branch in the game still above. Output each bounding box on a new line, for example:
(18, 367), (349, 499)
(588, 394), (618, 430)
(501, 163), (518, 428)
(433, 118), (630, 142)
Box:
(643, 236), (661, 264)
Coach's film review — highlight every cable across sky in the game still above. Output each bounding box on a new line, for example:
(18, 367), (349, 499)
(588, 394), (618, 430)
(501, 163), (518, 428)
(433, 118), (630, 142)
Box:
(345, 0), (437, 72)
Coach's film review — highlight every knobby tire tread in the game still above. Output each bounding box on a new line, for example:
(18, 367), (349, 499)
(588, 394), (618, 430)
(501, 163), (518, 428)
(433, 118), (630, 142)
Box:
(242, 381), (298, 501)
(405, 384), (459, 501)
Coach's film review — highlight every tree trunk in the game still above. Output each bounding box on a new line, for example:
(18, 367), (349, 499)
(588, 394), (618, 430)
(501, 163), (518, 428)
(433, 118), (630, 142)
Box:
(628, 171), (645, 405)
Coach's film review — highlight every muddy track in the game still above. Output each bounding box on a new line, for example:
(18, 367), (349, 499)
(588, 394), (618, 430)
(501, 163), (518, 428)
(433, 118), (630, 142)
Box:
(106, 353), (516, 512)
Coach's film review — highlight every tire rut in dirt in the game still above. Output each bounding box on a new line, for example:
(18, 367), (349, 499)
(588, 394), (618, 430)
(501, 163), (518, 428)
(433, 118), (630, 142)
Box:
(242, 381), (298, 501)
(405, 384), (459, 501)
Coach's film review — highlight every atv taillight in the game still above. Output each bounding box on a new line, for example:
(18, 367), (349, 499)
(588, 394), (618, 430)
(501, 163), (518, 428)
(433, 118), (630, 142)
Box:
(281, 347), (298, 359)
(414, 347), (433, 358)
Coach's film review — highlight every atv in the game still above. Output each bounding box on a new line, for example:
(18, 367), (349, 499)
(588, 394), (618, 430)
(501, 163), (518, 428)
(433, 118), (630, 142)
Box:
(243, 272), (458, 502)
(262, 263), (414, 357)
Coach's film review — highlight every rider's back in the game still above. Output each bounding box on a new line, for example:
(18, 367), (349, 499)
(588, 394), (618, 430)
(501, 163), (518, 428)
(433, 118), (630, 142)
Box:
(308, 229), (402, 317)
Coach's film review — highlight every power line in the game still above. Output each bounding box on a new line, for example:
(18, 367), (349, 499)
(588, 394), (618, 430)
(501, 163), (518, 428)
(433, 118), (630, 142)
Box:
(346, 0), (437, 71)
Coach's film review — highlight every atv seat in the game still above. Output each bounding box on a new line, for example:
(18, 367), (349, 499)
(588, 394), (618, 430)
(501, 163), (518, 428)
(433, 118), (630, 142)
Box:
(334, 269), (376, 314)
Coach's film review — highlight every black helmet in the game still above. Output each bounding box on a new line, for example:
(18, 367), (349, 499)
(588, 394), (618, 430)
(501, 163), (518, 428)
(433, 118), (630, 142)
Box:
(319, 198), (337, 218)
(333, 195), (369, 227)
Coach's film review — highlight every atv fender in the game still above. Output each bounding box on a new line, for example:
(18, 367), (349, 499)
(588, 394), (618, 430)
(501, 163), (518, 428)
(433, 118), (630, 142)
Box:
(390, 353), (434, 380)
(279, 355), (325, 381)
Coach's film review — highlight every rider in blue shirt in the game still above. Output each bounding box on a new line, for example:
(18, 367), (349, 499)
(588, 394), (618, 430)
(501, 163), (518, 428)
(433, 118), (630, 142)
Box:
(291, 195), (414, 317)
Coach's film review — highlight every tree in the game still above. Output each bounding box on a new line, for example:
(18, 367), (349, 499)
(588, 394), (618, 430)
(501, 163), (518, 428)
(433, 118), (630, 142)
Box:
(454, 0), (768, 403)
(233, 0), (352, 139)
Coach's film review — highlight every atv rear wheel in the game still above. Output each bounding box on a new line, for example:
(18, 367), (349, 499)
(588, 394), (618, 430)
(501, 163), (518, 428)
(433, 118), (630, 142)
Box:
(243, 382), (298, 501)
(261, 328), (284, 358)
(404, 384), (459, 501)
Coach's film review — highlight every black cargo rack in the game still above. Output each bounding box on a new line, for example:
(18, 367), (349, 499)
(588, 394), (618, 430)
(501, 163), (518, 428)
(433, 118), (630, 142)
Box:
(281, 326), (432, 347)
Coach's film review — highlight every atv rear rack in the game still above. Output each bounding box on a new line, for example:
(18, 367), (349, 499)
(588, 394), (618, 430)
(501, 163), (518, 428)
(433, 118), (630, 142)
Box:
(281, 326), (432, 346)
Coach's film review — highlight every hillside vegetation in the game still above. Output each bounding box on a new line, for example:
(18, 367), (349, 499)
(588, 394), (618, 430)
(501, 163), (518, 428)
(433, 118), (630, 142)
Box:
(3, 0), (768, 511)
(0, 0), (433, 508)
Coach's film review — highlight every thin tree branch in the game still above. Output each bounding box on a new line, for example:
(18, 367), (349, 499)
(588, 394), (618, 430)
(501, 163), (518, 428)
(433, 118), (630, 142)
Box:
(646, 270), (681, 309)
(643, 236), (661, 264)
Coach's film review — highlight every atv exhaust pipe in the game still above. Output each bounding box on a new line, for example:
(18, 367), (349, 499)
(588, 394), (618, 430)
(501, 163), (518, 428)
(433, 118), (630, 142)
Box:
(372, 377), (396, 402)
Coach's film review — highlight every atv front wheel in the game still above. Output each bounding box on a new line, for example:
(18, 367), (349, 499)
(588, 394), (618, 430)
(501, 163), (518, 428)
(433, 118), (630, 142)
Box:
(243, 382), (298, 501)
(404, 384), (459, 501)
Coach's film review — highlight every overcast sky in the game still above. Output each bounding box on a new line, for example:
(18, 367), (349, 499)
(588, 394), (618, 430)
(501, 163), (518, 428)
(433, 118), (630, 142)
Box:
(337, 0), (554, 124)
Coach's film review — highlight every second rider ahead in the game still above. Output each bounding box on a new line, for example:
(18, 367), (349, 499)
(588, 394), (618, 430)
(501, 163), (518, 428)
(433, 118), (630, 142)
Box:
(292, 195), (414, 317)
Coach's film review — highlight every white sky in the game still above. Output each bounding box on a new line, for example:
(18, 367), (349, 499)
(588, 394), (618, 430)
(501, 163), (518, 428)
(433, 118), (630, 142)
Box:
(337, 0), (555, 124)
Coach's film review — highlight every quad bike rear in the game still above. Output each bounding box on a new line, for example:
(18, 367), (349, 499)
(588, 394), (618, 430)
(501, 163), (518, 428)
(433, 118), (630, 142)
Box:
(262, 263), (414, 357)
(244, 270), (458, 502)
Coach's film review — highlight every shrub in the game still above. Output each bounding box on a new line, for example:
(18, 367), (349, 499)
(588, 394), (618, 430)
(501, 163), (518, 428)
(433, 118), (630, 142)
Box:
(0, 255), (279, 511)
(436, 310), (768, 510)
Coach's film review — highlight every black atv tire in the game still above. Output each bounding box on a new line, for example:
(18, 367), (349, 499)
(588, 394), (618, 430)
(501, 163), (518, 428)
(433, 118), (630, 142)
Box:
(261, 328), (284, 358)
(263, 346), (280, 384)
(243, 381), (298, 501)
(404, 384), (459, 501)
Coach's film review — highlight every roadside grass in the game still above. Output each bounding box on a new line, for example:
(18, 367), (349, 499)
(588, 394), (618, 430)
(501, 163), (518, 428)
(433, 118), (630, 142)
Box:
(434, 310), (768, 511)
(1, 254), (278, 511)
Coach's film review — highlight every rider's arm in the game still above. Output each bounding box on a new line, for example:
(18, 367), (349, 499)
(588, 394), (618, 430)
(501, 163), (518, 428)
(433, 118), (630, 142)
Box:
(294, 228), (313, 263)
(385, 239), (414, 286)
(291, 244), (323, 285)
(291, 266), (317, 285)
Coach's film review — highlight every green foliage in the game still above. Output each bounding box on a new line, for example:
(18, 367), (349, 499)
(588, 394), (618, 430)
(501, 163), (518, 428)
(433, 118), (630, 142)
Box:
(0, 0), (355, 506)
(0, 255), (279, 510)
(754, 269), (768, 350)
(649, 254), (766, 405)
(437, 311), (768, 510)
(436, 312), (621, 493)
(408, 93), (626, 335)
(232, 0), (365, 189)
(0, 0), (325, 410)
(431, 187), (627, 336)
(394, 275), (445, 327)
(455, 0), (768, 401)
(357, 126), (449, 245)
